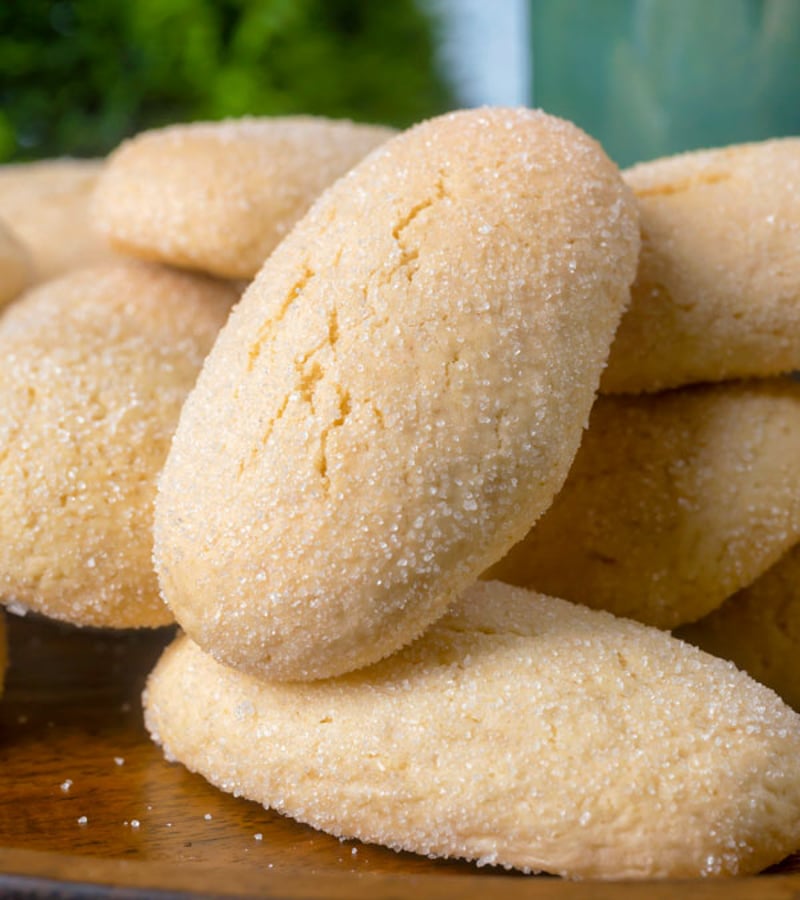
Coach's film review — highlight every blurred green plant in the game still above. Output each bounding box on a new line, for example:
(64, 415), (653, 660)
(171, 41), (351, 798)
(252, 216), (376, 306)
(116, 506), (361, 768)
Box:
(531, 0), (800, 166)
(0, 0), (454, 162)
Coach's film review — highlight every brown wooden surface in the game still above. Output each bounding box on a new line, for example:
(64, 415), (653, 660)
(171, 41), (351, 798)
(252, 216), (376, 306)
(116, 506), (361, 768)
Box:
(0, 612), (798, 899)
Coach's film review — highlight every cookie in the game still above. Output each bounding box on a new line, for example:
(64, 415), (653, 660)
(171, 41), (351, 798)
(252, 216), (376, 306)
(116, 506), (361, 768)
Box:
(677, 544), (800, 710)
(92, 116), (396, 279)
(144, 580), (800, 879)
(0, 263), (237, 628)
(154, 107), (639, 680)
(485, 379), (800, 629)
(601, 138), (800, 393)
(0, 159), (116, 282)
(0, 218), (32, 309)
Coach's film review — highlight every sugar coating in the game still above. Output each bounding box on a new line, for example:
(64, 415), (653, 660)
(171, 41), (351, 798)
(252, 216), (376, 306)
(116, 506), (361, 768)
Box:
(91, 116), (396, 279)
(603, 138), (800, 393)
(154, 107), (640, 680)
(143, 580), (800, 879)
(486, 379), (800, 629)
(0, 218), (33, 308)
(678, 544), (800, 710)
(0, 159), (117, 283)
(0, 262), (237, 628)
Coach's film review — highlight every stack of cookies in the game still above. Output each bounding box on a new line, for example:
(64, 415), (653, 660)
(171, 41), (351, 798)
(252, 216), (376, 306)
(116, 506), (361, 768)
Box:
(0, 123), (392, 646)
(486, 140), (800, 708)
(1, 108), (799, 881)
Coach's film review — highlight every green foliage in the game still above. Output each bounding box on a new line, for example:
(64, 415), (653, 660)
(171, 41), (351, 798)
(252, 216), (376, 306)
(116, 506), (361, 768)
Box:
(0, 0), (454, 162)
(532, 0), (800, 166)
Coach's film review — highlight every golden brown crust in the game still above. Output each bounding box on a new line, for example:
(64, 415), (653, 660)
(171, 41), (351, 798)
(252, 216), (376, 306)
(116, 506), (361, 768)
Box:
(92, 116), (396, 279)
(602, 139), (800, 393)
(144, 581), (800, 879)
(485, 379), (800, 628)
(0, 262), (237, 627)
(154, 107), (639, 680)
(0, 158), (117, 282)
(677, 544), (800, 709)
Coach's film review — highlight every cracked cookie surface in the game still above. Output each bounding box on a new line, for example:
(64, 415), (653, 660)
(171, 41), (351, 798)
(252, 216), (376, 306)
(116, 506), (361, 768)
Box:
(154, 107), (639, 680)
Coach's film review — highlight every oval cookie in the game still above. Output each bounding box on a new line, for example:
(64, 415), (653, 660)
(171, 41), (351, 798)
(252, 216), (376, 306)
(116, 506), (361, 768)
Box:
(92, 116), (396, 279)
(0, 158), (116, 282)
(602, 138), (800, 393)
(485, 379), (800, 629)
(677, 543), (800, 710)
(154, 107), (639, 680)
(0, 263), (237, 628)
(0, 218), (32, 309)
(144, 581), (800, 880)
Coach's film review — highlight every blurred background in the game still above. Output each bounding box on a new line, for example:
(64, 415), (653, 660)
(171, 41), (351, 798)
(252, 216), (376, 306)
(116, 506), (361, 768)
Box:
(1, 0), (798, 167)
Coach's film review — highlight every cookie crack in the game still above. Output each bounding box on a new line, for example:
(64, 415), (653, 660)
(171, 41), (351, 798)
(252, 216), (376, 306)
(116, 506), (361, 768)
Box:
(317, 383), (352, 489)
(443, 350), (461, 392)
(236, 392), (291, 478)
(297, 359), (324, 411)
(238, 302), (340, 480)
(247, 263), (315, 372)
(635, 171), (732, 199)
(390, 175), (447, 283)
(367, 399), (386, 430)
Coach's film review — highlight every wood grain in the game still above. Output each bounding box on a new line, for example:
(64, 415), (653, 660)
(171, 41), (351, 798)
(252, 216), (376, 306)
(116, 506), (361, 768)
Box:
(0, 612), (797, 898)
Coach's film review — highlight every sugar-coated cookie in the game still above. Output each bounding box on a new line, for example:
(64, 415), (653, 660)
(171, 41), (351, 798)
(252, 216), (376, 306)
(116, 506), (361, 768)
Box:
(677, 544), (800, 710)
(144, 581), (800, 879)
(92, 116), (396, 279)
(0, 159), (116, 282)
(0, 263), (237, 628)
(0, 218), (32, 309)
(485, 380), (800, 629)
(154, 107), (639, 680)
(602, 138), (800, 393)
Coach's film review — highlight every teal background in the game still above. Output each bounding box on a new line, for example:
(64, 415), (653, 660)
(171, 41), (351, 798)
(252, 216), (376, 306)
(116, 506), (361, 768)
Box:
(531, 0), (800, 166)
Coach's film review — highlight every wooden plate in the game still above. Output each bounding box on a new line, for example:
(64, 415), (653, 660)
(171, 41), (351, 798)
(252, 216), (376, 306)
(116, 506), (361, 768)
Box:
(0, 612), (797, 898)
